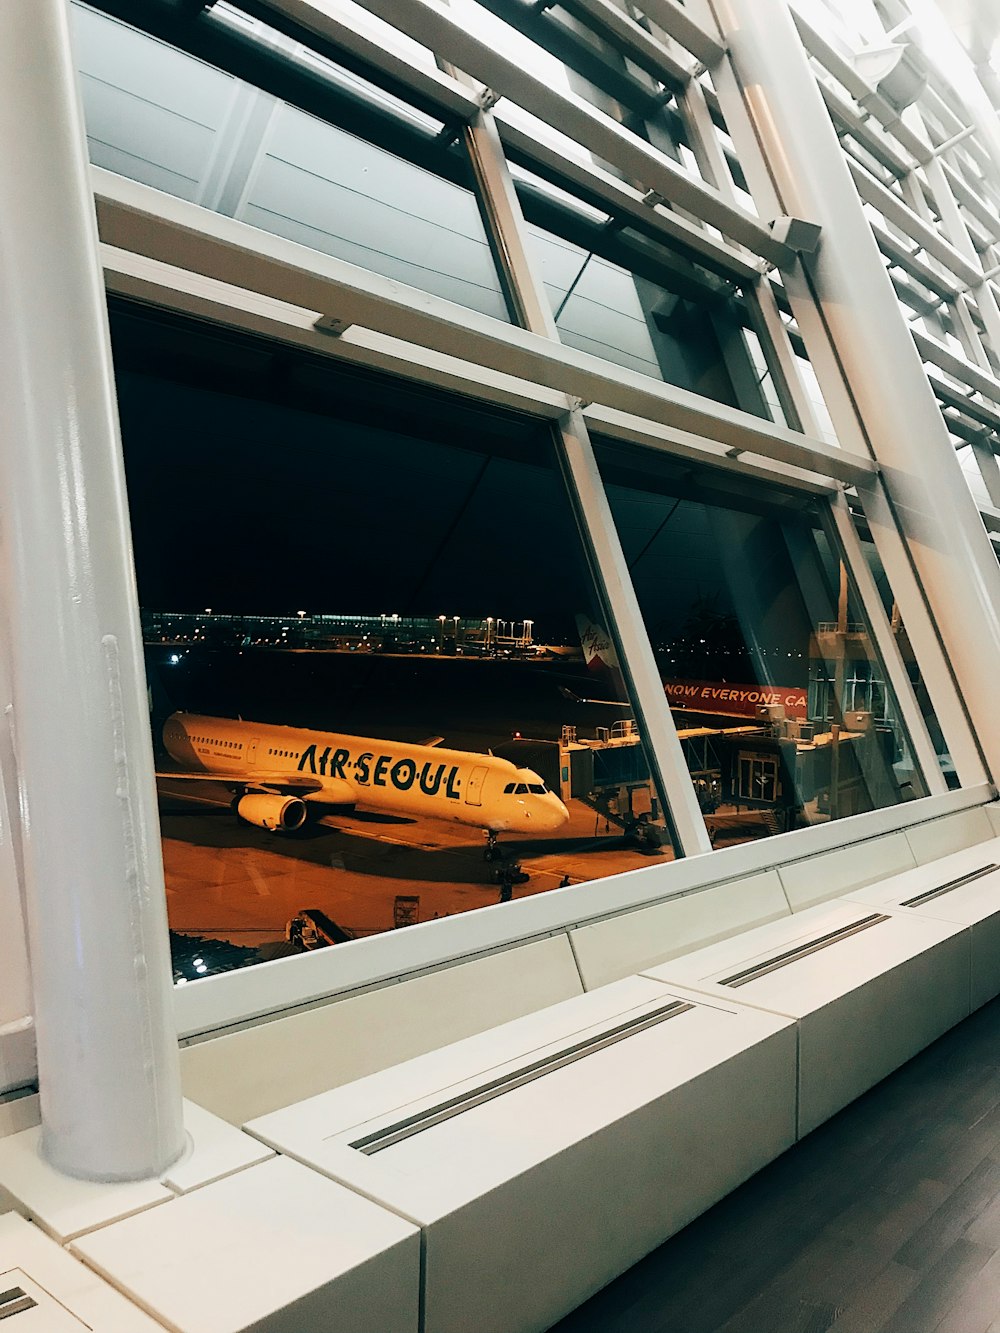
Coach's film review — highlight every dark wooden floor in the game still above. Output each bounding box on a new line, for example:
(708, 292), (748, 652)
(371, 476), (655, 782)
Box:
(548, 996), (1000, 1333)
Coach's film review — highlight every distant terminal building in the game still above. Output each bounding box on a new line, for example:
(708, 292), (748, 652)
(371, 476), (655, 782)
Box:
(141, 609), (538, 655)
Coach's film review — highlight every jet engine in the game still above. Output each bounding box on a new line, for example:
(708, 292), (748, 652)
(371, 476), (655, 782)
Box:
(236, 792), (308, 832)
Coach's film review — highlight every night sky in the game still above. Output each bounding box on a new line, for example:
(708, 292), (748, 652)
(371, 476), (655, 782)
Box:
(111, 299), (829, 670)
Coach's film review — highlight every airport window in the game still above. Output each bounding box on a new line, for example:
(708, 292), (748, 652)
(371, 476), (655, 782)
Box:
(591, 437), (930, 846)
(845, 529), (954, 785)
(523, 216), (752, 409)
(71, 2), (510, 322)
(122, 303), (675, 980)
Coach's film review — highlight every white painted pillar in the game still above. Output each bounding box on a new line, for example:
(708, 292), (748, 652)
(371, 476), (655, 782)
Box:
(709, 0), (1000, 781)
(0, 629), (35, 1095)
(0, 0), (184, 1179)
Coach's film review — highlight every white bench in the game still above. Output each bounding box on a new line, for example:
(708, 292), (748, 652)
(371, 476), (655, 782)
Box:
(845, 837), (1000, 1012)
(246, 975), (796, 1333)
(644, 898), (969, 1136)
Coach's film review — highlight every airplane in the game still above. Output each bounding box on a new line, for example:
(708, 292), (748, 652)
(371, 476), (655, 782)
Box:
(158, 712), (570, 860)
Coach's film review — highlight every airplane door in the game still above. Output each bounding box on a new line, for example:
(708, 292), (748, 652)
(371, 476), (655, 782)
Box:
(465, 766), (489, 806)
(247, 736), (260, 767)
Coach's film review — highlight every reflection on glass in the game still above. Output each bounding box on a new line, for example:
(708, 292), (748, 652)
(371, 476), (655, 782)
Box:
(593, 439), (930, 847)
(847, 530), (956, 787)
(114, 305), (675, 981)
(525, 222), (754, 408)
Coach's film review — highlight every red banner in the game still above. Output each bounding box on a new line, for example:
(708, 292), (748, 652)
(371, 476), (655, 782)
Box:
(665, 678), (808, 721)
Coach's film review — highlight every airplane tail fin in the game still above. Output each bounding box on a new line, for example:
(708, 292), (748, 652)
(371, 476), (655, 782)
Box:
(146, 659), (177, 756)
(575, 614), (620, 672)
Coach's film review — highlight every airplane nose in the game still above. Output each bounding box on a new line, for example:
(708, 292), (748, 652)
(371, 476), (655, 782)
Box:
(544, 796), (570, 830)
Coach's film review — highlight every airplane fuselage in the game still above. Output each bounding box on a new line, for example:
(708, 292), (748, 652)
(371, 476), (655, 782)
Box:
(162, 713), (569, 835)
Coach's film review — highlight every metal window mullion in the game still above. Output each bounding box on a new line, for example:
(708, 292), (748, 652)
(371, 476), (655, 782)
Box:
(826, 494), (946, 796)
(454, 96), (560, 338)
(221, 0), (483, 122)
(565, 0), (696, 89)
(676, 78), (820, 437)
(346, 0), (790, 265)
(94, 170), (866, 481)
(554, 412), (713, 854)
(492, 109), (762, 283)
(742, 281), (823, 438)
(707, 26), (986, 788)
(949, 294), (994, 376)
(460, 97), (712, 855)
(818, 80), (913, 180)
(848, 159), (981, 291)
(923, 156), (1000, 366)
(940, 158), (1000, 249)
(580, 404), (835, 493)
(971, 439), (1000, 511)
(708, 0), (994, 789)
(912, 327), (1000, 411)
(676, 72), (744, 204)
(632, 0), (724, 67)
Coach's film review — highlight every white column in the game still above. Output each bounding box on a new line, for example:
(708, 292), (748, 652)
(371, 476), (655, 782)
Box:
(709, 0), (1000, 781)
(0, 629), (34, 1095)
(0, 0), (184, 1179)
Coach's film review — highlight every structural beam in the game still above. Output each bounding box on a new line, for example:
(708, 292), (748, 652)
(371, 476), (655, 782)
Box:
(0, 0), (183, 1180)
(93, 169), (872, 486)
(710, 0), (1000, 781)
(344, 0), (790, 265)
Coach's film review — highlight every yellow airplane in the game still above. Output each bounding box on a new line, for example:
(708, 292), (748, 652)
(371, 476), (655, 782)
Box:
(159, 712), (569, 859)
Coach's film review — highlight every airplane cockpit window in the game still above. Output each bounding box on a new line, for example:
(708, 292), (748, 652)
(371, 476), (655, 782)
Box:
(503, 783), (516, 794)
(515, 783), (529, 795)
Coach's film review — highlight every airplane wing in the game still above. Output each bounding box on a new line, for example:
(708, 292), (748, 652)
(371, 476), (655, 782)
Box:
(558, 685), (632, 708)
(420, 735), (444, 747)
(155, 770), (325, 794)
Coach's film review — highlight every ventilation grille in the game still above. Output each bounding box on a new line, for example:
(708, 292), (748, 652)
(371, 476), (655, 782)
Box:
(720, 913), (891, 988)
(901, 863), (998, 908)
(352, 999), (695, 1156)
(0, 1287), (36, 1321)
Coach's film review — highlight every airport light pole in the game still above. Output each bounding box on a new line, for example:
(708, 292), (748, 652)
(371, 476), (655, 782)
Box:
(0, 0), (184, 1179)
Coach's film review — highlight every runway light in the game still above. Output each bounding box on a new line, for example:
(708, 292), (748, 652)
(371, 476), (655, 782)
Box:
(170, 654), (180, 665)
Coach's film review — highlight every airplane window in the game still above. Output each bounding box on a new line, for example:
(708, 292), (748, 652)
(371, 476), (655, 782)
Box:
(503, 782), (515, 794)
(529, 784), (546, 794)
(515, 783), (529, 794)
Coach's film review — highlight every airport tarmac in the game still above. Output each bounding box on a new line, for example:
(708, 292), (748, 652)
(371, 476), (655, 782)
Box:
(158, 784), (663, 944)
(158, 782), (773, 949)
(149, 647), (780, 958)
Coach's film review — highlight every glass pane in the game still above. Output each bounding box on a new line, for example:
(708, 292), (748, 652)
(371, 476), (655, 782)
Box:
(525, 221), (750, 405)
(846, 525), (957, 787)
(113, 303), (676, 982)
(71, 1), (509, 321)
(592, 438), (930, 847)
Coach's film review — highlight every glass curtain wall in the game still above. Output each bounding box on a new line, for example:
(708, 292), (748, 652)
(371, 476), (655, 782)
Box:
(112, 303), (676, 981)
(71, 1), (510, 320)
(79, 0), (958, 981)
(591, 438), (930, 846)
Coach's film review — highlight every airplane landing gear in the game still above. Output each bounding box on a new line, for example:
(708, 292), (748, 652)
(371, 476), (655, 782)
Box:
(484, 829), (501, 862)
